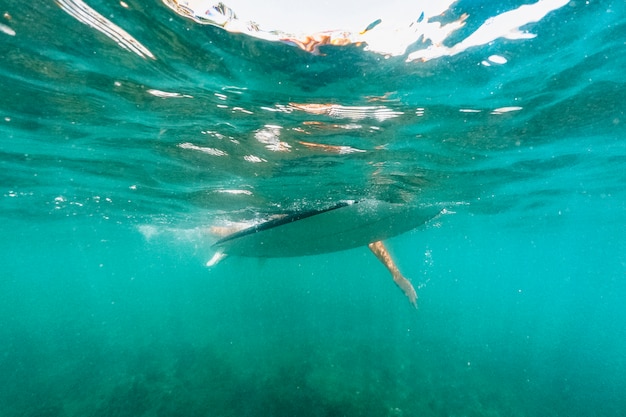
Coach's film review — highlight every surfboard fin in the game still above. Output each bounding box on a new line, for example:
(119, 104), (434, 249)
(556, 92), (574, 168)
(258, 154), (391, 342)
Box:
(206, 251), (227, 267)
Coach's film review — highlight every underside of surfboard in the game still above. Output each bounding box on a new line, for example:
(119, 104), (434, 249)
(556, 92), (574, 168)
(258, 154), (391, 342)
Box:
(211, 200), (441, 258)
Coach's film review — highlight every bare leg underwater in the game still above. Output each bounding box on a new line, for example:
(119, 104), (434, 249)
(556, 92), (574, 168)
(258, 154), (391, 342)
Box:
(368, 240), (418, 308)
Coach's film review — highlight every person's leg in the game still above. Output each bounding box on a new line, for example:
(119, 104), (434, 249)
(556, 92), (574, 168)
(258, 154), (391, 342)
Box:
(368, 241), (417, 308)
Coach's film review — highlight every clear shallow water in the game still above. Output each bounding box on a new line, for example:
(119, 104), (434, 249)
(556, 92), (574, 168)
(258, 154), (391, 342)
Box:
(1, 0), (625, 416)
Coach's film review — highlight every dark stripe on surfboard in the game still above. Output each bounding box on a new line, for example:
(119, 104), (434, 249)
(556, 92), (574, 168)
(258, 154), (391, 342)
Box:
(213, 200), (355, 247)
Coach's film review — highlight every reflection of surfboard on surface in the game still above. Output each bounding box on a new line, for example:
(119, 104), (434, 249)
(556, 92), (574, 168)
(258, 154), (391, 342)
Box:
(212, 200), (440, 258)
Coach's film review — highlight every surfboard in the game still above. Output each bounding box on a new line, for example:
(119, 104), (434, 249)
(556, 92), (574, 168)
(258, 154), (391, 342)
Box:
(212, 200), (441, 258)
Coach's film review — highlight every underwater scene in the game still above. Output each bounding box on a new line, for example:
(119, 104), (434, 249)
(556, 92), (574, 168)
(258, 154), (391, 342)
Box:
(1, 0), (625, 416)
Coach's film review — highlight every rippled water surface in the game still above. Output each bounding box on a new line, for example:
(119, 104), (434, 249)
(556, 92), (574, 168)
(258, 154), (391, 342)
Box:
(1, 1), (625, 416)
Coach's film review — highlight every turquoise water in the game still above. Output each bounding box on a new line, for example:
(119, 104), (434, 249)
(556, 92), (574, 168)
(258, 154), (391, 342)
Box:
(1, 0), (625, 416)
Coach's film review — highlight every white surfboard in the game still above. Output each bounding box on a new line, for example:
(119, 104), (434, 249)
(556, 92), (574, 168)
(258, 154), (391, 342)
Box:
(212, 200), (441, 258)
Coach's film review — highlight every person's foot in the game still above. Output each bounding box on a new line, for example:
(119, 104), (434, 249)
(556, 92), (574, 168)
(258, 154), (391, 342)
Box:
(392, 273), (418, 308)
